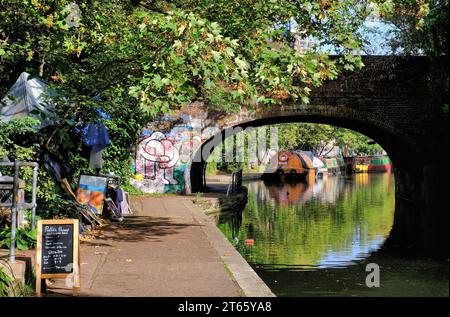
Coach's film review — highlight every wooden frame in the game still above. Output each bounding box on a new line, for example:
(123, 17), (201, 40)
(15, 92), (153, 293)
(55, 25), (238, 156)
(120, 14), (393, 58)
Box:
(77, 202), (105, 226)
(36, 219), (80, 296)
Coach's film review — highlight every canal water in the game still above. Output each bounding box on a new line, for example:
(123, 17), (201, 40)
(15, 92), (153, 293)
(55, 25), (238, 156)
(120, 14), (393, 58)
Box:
(216, 173), (449, 297)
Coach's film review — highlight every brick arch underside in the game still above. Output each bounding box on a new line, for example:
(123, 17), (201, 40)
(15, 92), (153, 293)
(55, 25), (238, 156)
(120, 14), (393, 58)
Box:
(188, 103), (449, 258)
(188, 105), (410, 193)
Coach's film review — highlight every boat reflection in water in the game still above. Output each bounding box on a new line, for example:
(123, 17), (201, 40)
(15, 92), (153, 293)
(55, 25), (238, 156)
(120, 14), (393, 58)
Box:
(217, 172), (395, 270)
(217, 166), (449, 296)
(263, 171), (316, 206)
(252, 170), (359, 207)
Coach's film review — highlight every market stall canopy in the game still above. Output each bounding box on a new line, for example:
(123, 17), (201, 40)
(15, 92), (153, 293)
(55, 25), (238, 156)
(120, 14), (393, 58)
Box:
(313, 157), (325, 168)
(0, 72), (56, 129)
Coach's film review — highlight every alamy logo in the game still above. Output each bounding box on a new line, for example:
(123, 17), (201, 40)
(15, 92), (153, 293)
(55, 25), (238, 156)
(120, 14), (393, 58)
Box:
(365, 263), (380, 288)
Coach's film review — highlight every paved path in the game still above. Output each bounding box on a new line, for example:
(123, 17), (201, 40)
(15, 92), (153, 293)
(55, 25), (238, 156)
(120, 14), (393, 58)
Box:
(75, 196), (241, 297)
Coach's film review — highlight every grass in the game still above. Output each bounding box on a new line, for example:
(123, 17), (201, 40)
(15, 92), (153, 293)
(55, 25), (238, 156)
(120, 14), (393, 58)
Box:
(0, 258), (35, 297)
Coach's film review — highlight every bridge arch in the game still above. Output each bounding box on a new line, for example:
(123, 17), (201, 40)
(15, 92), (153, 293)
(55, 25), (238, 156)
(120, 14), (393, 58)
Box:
(189, 104), (410, 193)
(187, 103), (446, 259)
(134, 56), (447, 257)
(184, 56), (449, 258)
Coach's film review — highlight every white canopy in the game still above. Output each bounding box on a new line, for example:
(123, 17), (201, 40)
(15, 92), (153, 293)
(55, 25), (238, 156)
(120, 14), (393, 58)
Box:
(0, 72), (55, 128)
(313, 157), (325, 168)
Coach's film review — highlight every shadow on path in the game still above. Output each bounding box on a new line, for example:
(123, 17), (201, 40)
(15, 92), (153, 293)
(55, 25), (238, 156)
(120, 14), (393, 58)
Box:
(83, 216), (193, 244)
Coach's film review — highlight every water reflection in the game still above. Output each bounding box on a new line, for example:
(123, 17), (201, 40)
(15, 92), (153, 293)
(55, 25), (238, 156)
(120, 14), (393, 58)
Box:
(217, 173), (395, 270)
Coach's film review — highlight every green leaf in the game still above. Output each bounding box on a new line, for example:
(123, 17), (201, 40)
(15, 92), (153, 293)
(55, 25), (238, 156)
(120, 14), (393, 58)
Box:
(234, 57), (248, 71)
(225, 47), (235, 57)
(211, 50), (221, 61)
(301, 96), (310, 105)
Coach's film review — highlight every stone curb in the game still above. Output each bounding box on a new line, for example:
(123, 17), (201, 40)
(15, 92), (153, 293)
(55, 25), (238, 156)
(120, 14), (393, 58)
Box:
(183, 199), (275, 297)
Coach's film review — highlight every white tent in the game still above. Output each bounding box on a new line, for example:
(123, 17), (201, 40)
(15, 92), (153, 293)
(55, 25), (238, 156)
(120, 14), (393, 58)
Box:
(313, 157), (325, 168)
(0, 72), (55, 128)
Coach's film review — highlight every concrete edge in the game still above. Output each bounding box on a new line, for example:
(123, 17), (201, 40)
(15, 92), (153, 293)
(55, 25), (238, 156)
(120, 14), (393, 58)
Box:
(183, 199), (276, 298)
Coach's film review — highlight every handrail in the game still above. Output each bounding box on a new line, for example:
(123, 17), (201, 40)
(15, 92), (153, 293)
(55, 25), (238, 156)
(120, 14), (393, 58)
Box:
(0, 161), (39, 262)
(0, 162), (39, 167)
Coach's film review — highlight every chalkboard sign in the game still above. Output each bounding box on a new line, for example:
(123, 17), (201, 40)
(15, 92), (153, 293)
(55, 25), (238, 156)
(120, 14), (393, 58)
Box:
(41, 223), (74, 274)
(36, 219), (80, 296)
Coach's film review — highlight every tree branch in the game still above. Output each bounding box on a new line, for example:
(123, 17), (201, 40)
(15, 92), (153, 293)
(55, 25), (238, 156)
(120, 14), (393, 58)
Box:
(138, 0), (169, 15)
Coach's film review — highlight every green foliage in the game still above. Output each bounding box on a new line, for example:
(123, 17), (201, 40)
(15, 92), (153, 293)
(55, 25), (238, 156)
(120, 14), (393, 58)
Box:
(102, 105), (139, 178)
(0, 115), (131, 220)
(0, 2), (148, 220)
(276, 123), (384, 156)
(0, 119), (66, 219)
(131, 0), (365, 113)
(121, 183), (145, 196)
(0, 263), (12, 297)
(205, 160), (219, 176)
(372, 0), (448, 56)
(207, 123), (385, 175)
(0, 226), (37, 251)
(0, 0), (366, 117)
(0, 117), (40, 159)
(0, 1), (371, 218)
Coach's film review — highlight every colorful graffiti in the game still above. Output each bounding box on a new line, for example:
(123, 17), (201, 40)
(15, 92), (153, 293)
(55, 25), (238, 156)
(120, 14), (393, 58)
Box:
(134, 123), (205, 193)
(137, 132), (179, 184)
(131, 102), (257, 194)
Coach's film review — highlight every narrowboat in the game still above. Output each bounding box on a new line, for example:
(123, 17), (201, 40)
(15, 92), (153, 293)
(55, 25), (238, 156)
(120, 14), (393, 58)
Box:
(321, 156), (346, 175)
(263, 150), (315, 180)
(347, 155), (392, 173)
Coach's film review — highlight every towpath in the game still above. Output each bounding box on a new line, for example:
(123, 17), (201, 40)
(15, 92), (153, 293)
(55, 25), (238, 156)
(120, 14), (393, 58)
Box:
(47, 196), (273, 297)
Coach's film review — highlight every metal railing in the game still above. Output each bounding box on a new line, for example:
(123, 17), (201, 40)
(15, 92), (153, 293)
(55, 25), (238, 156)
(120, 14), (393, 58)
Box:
(226, 170), (243, 196)
(0, 161), (39, 263)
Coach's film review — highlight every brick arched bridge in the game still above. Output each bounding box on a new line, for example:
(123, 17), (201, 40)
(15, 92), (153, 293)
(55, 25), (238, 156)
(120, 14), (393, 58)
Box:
(135, 56), (448, 257)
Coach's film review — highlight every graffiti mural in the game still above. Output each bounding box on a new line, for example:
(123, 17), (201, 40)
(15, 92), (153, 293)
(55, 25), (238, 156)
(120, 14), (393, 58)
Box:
(131, 101), (257, 194)
(133, 124), (204, 193)
(137, 132), (179, 184)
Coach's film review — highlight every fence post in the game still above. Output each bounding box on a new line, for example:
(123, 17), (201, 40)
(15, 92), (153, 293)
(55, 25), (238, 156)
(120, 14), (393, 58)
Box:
(31, 163), (38, 229)
(9, 161), (20, 263)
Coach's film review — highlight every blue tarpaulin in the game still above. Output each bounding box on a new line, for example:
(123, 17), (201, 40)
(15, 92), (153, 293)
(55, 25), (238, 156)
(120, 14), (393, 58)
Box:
(81, 123), (110, 148)
(80, 108), (111, 149)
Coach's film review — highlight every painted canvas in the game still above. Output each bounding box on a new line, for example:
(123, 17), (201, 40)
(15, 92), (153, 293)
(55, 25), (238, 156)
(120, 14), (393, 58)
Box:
(76, 175), (108, 215)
